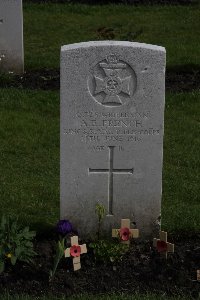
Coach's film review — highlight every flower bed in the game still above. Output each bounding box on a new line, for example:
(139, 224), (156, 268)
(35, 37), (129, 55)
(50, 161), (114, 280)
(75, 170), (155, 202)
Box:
(0, 234), (199, 298)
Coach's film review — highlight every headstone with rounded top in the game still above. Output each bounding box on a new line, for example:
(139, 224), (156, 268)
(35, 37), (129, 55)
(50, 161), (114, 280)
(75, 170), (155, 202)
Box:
(0, 0), (24, 74)
(60, 41), (166, 239)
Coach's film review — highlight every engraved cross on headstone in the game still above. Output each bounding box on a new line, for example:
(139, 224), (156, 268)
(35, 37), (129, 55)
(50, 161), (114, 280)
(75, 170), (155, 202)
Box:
(89, 146), (133, 215)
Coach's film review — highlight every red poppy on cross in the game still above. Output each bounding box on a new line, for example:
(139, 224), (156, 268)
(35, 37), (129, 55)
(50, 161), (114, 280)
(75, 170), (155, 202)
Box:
(120, 227), (131, 241)
(153, 231), (174, 259)
(64, 236), (87, 271)
(70, 245), (81, 257)
(112, 219), (139, 245)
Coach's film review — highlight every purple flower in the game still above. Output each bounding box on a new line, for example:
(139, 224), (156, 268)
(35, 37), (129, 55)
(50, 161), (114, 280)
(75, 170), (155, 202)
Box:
(56, 220), (73, 235)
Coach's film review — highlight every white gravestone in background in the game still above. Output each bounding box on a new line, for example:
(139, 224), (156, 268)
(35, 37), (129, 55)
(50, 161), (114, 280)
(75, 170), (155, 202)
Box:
(0, 0), (24, 74)
(60, 41), (166, 238)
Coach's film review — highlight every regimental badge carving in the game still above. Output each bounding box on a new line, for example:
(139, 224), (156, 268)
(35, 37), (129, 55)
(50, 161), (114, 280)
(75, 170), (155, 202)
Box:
(88, 54), (137, 107)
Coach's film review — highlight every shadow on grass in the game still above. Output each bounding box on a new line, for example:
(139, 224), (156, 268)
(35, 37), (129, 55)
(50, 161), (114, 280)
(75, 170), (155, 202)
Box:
(0, 64), (199, 92)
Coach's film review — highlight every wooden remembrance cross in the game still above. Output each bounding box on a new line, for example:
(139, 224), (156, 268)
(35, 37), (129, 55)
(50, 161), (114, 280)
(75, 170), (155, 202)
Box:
(64, 236), (87, 271)
(153, 231), (174, 259)
(112, 218), (139, 245)
(197, 270), (200, 282)
(89, 146), (133, 215)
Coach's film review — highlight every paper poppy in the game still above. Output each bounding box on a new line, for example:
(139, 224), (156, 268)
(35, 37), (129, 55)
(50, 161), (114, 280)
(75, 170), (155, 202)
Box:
(120, 227), (131, 241)
(157, 240), (167, 252)
(70, 245), (81, 257)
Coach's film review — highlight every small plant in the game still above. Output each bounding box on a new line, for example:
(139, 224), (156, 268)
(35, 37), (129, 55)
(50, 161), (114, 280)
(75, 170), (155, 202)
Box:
(95, 203), (106, 240)
(91, 203), (128, 264)
(0, 215), (36, 273)
(49, 219), (73, 280)
(49, 238), (65, 280)
(89, 239), (128, 264)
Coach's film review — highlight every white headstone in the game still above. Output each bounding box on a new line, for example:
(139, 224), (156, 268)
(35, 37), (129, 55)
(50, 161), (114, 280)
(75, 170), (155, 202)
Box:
(60, 41), (166, 238)
(0, 0), (24, 74)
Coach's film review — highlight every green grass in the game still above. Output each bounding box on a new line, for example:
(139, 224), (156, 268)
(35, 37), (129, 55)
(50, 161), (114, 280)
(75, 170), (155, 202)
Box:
(0, 3), (199, 299)
(163, 91), (200, 233)
(0, 293), (194, 300)
(0, 88), (59, 232)
(0, 88), (199, 234)
(23, 3), (200, 70)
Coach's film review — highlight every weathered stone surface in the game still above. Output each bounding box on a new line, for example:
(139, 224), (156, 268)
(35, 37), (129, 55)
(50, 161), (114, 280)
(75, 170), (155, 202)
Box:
(0, 0), (24, 74)
(60, 41), (165, 238)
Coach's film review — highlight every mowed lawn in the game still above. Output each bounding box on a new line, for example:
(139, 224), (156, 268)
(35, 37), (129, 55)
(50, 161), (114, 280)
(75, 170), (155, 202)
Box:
(0, 3), (199, 234)
(23, 3), (200, 70)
